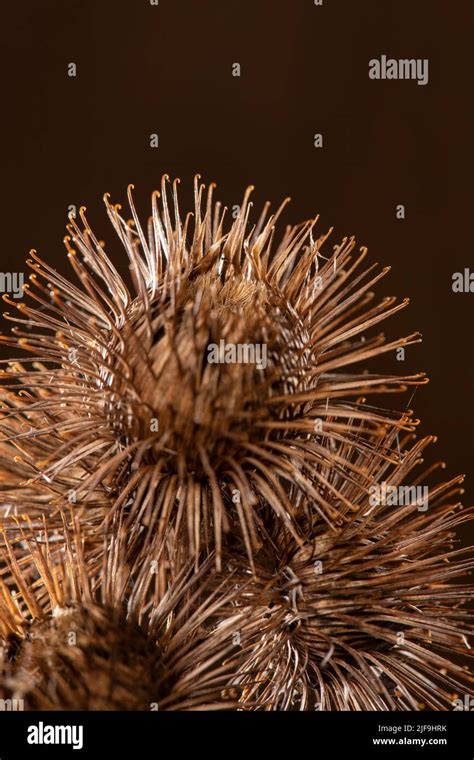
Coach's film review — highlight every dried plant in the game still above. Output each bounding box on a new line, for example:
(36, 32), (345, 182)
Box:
(0, 174), (471, 710)
(0, 513), (247, 710)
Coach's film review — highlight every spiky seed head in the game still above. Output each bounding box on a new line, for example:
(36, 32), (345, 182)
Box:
(0, 175), (471, 712)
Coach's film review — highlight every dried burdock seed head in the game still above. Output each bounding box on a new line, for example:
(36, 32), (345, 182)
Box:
(0, 175), (427, 571)
(0, 175), (471, 712)
(0, 514), (249, 710)
(207, 437), (473, 710)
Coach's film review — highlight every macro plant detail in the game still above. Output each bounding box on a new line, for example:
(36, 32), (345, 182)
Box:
(0, 174), (471, 710)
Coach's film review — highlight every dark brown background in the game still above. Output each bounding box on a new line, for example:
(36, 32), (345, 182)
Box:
(1, 0), (472, 515)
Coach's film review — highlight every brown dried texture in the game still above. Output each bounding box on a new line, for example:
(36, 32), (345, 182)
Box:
(0, 174), (471, 710)
(0, 515), (248, 710)
(210, 470), (473, 710)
